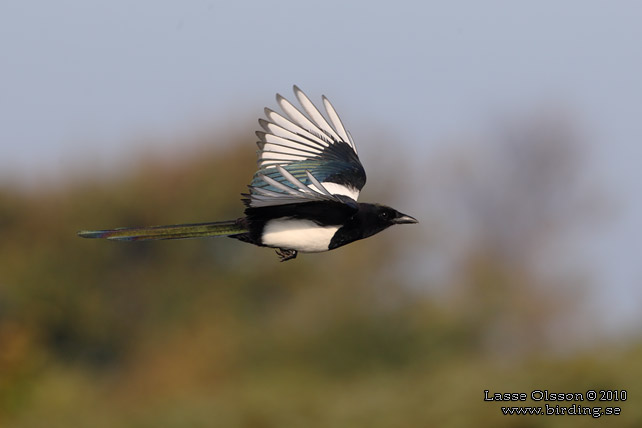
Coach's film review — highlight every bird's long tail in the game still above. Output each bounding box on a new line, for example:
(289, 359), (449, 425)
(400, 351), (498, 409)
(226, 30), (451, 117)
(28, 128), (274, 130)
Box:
(77, 219), (247, 241)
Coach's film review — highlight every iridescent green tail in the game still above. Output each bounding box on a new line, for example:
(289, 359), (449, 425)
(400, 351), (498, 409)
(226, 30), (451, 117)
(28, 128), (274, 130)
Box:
(77, 219), (247, 241)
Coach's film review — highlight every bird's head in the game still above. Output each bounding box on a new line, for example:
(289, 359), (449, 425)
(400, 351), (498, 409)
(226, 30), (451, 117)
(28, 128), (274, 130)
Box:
(358, 203), (418, 238)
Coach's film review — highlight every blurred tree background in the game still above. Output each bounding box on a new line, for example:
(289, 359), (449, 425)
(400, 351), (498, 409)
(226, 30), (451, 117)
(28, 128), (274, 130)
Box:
(1, 114), (640, 428)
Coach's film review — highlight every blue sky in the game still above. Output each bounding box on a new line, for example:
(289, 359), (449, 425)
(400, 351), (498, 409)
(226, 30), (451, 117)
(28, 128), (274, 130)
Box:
(2, 1), (641, 333)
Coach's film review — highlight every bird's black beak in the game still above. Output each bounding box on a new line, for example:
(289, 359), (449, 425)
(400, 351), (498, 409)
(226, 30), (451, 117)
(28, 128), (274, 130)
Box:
(393, 212), (418, 224)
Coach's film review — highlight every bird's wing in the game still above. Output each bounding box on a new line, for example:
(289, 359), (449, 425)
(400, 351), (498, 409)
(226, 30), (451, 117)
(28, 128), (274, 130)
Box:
(246, 86), (366, 208)
(244, 165), (358, 209)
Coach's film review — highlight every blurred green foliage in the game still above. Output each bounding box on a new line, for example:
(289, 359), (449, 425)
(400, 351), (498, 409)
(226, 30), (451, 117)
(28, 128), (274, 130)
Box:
(0, 133), (640, 427)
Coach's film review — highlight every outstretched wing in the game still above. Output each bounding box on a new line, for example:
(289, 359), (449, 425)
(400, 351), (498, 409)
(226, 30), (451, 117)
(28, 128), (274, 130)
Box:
(245, 86), (366, 208)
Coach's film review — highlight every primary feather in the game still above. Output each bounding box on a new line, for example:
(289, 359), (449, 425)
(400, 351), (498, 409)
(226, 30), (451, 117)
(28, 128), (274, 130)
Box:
(247, 86), (366, 208)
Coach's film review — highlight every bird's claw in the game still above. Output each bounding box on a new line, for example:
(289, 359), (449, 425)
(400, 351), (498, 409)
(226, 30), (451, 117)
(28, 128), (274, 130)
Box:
(275, 248), (297, 262)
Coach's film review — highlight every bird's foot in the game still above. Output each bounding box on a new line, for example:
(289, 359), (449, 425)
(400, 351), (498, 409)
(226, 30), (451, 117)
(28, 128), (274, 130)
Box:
(275, 248), (297, 262)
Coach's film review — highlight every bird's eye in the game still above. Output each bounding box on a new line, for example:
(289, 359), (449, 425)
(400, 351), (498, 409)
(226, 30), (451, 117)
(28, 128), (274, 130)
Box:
(380, 211), (390, 220)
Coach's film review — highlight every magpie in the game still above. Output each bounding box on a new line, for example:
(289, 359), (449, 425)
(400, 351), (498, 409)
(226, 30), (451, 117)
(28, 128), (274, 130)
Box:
(78, 86), (418, 261)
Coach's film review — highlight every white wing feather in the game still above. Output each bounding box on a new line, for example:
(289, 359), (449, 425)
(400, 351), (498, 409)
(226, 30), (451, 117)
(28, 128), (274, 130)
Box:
(248, 87), (365, 208)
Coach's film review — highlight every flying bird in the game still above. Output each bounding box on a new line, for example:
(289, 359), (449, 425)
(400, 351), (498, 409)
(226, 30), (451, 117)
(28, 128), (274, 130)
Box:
(78, 86), (418, 261)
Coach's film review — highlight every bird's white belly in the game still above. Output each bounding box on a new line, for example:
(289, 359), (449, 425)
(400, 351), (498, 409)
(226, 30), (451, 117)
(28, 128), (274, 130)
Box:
(262, 218), (339, 252)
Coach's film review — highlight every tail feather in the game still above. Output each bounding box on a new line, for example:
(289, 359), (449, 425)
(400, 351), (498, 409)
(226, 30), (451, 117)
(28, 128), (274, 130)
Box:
(77, 219), (247, 241)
